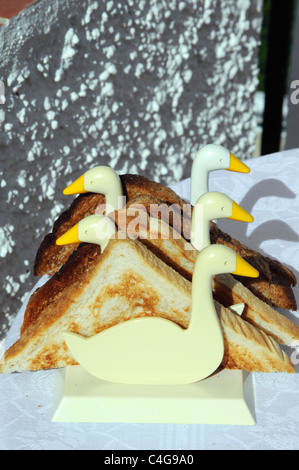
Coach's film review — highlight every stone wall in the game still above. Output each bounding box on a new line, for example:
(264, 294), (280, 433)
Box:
(0, 0), (263, 338)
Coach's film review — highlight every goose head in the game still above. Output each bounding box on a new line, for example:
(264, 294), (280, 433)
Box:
(191, 144), (250, 205)
(191, 191), (254, 251)
(63, 166), (124, 213)
(195, 243), (259, 279)
(195, 191), (254, 223)
(56, 214), (116, 252)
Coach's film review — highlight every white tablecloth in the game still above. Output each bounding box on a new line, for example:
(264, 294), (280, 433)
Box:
(1, 148), (299, 450)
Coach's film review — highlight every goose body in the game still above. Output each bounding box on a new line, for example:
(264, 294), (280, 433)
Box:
(190, 144), (250, 205)
(63, 243), (258, 385)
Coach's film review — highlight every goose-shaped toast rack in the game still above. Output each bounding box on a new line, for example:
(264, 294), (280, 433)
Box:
(58, 219), (257, 385)
(52, 152), (258, 424)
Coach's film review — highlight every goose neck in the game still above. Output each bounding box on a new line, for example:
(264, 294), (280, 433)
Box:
(191, 210), (210, 252)
(187, 256), (214, 333)
(190, 168), (209, 206)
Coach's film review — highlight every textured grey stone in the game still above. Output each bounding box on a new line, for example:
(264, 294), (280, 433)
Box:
(0, 0), (262, 339)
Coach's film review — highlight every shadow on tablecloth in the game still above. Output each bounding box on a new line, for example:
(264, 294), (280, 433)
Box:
(217, 178), (299, 319)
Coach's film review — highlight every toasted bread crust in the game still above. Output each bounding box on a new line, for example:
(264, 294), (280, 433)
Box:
(22, 243), (102, 334)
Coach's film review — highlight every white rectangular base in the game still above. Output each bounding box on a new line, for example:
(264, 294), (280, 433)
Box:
(51, 366), (255, 425)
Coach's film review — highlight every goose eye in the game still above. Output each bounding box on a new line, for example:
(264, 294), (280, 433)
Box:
(224, 260), (228, 266)
(85, 230), (89, 235)
(221, 206), (225, 211)
(219, 158), (223, 163)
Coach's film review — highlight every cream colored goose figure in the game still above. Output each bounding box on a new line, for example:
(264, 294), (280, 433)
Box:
(191, 191), (254, 252)
(190, 144), (250, 206)
(63, 165), (124, 213)
(57, 219), (259, 386)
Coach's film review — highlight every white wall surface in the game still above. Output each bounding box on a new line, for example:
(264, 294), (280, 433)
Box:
(0, 0), (263, 338)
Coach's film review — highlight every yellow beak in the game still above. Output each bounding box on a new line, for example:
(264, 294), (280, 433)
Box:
(227, 153), (250, 173)
(232, 255), (259, 278)
(63, 174), (87, 195)
(56, 224), (81, 245)
(228, 201), (254, 223)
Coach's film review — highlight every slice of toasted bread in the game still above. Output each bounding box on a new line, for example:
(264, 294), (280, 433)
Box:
(217, 302), (293, 373)
(213, 274), (299, 345)
(33, 174), (297, 311)
(1, 238), (294, 374)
